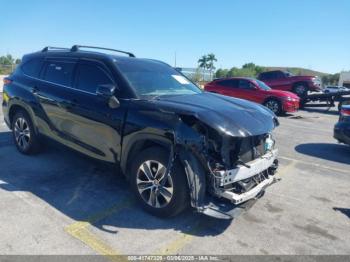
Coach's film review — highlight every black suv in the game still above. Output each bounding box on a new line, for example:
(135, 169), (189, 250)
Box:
(334, 105), (350, 146)
(2, 45), (279, 219)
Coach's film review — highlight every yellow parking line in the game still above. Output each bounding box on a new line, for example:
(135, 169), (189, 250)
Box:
(66, 227), (123, 261)
(155, 221), (205, 255)
(65, 198), (135, 261)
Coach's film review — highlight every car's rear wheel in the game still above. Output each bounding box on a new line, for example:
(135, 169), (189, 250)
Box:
(264, 99), (282, 115)
(12, 110), (40, 154)
(130, 147), (189, 217)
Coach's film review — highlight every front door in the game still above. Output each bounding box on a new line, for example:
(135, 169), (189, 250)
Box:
(60, 60), (128, 162)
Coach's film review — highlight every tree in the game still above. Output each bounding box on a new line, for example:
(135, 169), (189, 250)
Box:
(198, 55), (208, 70)
(322, 73), (340, 86)
(215, 68), (229, 78)
(207, 53), (217, 79)
(0, 54), (14, 65)
(197, 55), (208, 81)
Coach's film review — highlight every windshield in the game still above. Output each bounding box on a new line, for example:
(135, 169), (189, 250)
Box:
(255, 80), (271, 90)
(114, 59), (202, 98)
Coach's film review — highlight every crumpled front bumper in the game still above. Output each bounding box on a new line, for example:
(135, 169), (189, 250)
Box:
(199, 149), (279, 219)
(217, 149), (278, 204)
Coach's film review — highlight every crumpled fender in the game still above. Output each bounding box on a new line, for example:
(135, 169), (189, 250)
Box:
(178, 147), (206, 209)
(173, 120), (208, 209)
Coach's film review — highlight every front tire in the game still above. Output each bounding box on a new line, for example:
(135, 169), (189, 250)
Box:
(264, 99), (282, 115)
(130, 147), (189, 217)
(293, 84), (308, 98)
(11, 110), (41, 154)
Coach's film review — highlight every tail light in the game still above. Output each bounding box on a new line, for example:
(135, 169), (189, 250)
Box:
(3, 77), (12, 85)
(340, 108), (350, 116)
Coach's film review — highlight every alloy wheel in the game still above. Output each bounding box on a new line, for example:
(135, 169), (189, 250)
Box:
(136, 160), (174, 208)
(295, 85), (306, 96)
(265, 100), (280, 114)
(14, 117), (31, 150)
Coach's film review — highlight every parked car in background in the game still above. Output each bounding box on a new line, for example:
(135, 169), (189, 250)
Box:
(334, 105), (350, 146)
(2, 45), (280, 219)
(258, 70), (321, 97)
(324, 86), (349, 94)
(204, 77), (300, 115)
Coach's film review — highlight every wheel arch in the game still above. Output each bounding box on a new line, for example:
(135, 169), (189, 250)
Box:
(292, 81), (309, 89)
(121, 134), (174, 176)
(8, 102), (37, 133)
(263, 96), (281, 104)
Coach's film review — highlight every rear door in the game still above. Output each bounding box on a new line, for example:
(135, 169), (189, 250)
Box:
(33, 58), (78, 138)
(214, 79), (240, 97)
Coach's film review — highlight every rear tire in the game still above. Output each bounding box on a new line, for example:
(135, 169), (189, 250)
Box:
(264, 99), (282, 115)
(11, 110), (41, 154)
(130, 147), (189, 217)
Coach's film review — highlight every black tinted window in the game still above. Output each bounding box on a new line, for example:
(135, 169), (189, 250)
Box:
(43, 61), (75, 86)
(238, 80), (254, 89)
(259, 72), (271, 80)
(21, 58), (44, 78)
(273, 71), (285, 79)
(76, 64), (113, 93)
(217, 79), (238, 87)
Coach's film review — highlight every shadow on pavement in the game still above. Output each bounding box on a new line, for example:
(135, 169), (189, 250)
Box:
(333, 207), (350, 219)
(0, 131), (231, 237)
(295, 143), (350, 165)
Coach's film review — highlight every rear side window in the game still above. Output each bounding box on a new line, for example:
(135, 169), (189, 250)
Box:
(217, 79), (238, 88)
(21, 58), (44, 78)
(43, 61), (76, 87)
(75, 64), (113, 93)
(259, 72), (271, 80)
(273, 71), (285, 79)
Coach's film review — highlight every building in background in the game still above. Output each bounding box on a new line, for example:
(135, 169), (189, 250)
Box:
(339, 71), (350, 88)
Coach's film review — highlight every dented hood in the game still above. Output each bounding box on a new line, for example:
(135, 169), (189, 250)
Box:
(154, 92), (279, 137)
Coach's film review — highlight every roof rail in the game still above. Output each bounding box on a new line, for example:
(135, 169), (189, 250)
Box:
(42, 46), (70, 52)
(70, 45), (135, 57)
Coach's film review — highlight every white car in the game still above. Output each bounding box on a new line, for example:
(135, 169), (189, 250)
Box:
(324, 86), (349, 94)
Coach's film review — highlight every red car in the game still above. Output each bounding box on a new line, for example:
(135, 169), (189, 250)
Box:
(258, 70), (322, 97)
(204, 77), (300, 115)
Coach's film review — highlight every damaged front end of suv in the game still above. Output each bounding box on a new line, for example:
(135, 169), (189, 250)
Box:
(166, 94), (280, 219)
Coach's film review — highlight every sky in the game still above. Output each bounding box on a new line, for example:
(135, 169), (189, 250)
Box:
(0, 0), (349, 74)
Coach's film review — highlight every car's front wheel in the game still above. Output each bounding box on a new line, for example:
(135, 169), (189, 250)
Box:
(264, 99), (282, 115)
(130, 147), (189, 217)
(11, 110), (40, 154)
(293, 84), (308, 97)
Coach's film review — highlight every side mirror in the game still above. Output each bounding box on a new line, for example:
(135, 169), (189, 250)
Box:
(97, 84), (116, 97)
(96, 84), (120, 109)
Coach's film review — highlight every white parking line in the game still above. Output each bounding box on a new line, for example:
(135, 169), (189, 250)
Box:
(279, 156), (348, 174)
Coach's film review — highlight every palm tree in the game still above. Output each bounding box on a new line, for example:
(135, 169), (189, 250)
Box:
(207, 53), (217, 80)
(198, 55), (208, 81)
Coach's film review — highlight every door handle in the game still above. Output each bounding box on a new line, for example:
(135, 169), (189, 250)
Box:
(31, 87), (38, 94)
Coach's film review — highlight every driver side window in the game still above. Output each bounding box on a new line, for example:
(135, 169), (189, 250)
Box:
(238, 80), (254, 89)
(75, 64), (114, 94)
